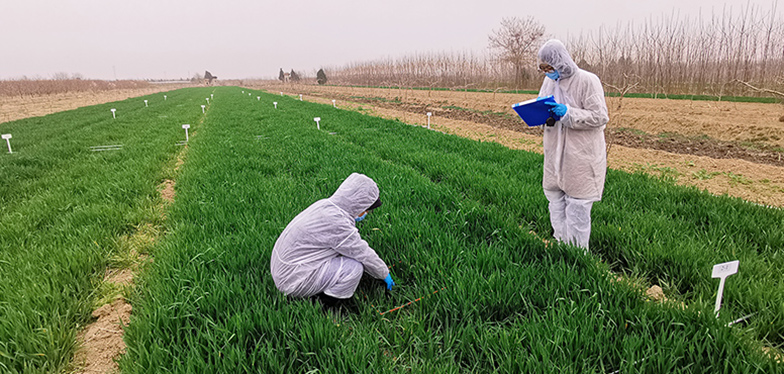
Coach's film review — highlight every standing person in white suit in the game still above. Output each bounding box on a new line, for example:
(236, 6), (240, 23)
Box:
(271, 173), (395, 307)
(536, 39), (609, 251)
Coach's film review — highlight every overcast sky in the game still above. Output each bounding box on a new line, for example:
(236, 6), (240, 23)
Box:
(1, 0), (780, 80)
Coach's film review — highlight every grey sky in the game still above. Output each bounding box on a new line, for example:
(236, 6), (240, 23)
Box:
(1, 0), (780, 80)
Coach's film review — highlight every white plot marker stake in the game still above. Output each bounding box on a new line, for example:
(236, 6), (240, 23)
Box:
(299, 94), (303, 101)
(182, 124), (190, 142)
(280, 92), (283, 96)
(242, 90), (245, 93)
(257, 96), (260, 101)
(201, 105), (206, 113)
(712, 260), (739, 317)
(273, 102), (278, 109)
(206, 98), (209, 104)
(144, 100), (148, 107)
(2, 134), (12, 154)
(332, 99), (336, 108)
(211, 94), (214, 99)
(111, 108), (116, 119)
(427, 112), (432, 129)
(164, 95), (167, 101)
(314, 117), (321, 130)
(249, 93), (252, 96)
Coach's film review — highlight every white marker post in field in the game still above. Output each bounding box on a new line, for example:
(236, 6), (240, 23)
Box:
(164, 95), (167, 101)
(242, 91), (245, 93)
(299, 94), (303, 101)
(182, 124), (190, 142)
(201, 105), (206, 114)
(273, 102), (278, 109)
(144, 100), (148, 107)
(206, 98), (210, 104)
(314, 117), (321, 130)
(280, 92), (283, 96)
(257, 96), (260, 101)
(427, 112), (432, 129)
(712, 260), (739, 317)
(2, 134), (12, 154)
(111, 108), (116, 119)
(332, 99), (336, 108)
(211, 94), (214, 100)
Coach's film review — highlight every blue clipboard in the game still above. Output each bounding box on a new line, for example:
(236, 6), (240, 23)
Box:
(512, 96), (555, 127)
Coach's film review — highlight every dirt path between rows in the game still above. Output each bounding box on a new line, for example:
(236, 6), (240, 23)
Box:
(256, 84), (784, 208)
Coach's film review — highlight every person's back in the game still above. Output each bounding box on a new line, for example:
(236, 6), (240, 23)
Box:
(271, 199), (349, 297)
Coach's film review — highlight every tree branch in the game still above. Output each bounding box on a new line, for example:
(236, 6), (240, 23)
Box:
(733, 79), (784, 98)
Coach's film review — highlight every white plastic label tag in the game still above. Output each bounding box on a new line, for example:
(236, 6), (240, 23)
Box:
(182, 124), (190, 129)
(2, 134), (11, 140)
(712, 261), (739, 278)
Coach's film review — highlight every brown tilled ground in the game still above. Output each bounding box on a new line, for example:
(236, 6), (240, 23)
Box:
(255, 83), (784, 208)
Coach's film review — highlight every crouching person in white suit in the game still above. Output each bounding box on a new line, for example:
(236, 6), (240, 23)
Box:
(271, 173), (395, 308)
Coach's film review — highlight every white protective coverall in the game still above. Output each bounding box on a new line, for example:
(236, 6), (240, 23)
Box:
(271, 173), (389, 299)
(537, 40), (609, 250)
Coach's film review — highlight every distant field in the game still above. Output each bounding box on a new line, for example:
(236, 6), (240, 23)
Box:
(0, 83), (188, 124)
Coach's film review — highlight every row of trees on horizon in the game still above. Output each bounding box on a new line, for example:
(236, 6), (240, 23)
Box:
(317, 4), (784, 98)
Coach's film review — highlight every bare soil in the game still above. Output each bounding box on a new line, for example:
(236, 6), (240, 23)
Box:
(256, 83), (784, 208)
(159, 179), (176, 203)
(72, 298), (131, 374)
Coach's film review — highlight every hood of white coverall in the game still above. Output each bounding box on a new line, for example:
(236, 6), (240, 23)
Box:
(538, 39), (580, 79)
(328, 173), (379, 217)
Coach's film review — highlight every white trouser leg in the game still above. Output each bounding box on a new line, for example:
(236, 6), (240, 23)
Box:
(322, 257), (364, 299)
(543, 189), (567, 243)
(563, 195), (595, 250)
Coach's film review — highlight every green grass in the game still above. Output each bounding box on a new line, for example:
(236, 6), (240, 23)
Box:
(120, 87), (783, 373)
(0, 87), (214, 373)
(693, 169), (722, 180)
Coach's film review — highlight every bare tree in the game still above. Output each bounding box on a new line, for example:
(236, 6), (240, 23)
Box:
(488, 16), (546, 89)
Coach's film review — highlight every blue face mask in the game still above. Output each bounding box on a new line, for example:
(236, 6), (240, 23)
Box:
(545, 70), (560, 81)
(355, 212), (367, 223)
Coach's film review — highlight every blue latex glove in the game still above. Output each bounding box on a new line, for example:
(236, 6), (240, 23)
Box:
(545, 70), (560, 81)
(545, 101), (568, 117)
(384, 274), (395, 290)
(355, 212), (367, 223)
